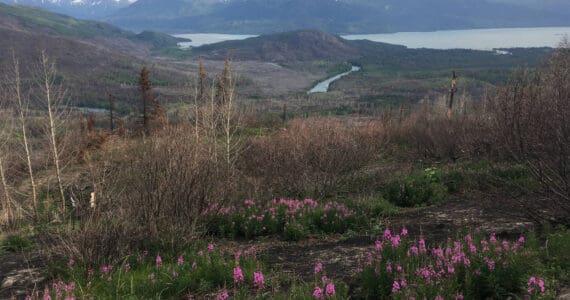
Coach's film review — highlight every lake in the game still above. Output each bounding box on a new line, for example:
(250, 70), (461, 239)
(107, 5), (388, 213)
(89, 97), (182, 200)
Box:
(175, 27), (570, 50)
(343, 27), (570, 50)
(175, 33), (257, 48)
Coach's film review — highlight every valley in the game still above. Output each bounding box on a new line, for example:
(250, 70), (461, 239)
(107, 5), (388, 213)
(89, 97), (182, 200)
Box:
(0, 1), (569, 299)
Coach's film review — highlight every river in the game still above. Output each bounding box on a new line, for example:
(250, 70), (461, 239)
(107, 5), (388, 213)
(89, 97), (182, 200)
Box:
(308, 66), (361, 94)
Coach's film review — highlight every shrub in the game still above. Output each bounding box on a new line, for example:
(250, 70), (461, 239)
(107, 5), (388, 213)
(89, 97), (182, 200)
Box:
(0, 234), (32, 252)
(384, 168), (448, 207)
(239, 118), (385, 199)
(64, 127), (235, 263)
(488, 45), (570, 219)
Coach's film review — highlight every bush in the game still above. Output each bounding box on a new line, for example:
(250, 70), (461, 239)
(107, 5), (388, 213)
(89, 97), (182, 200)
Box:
(384, 168), (448, 207)
(489, 45), (570, 218)
(239, 118), (385, 199)
(64, 128), (235, 263)
(0, 234), (32, 252)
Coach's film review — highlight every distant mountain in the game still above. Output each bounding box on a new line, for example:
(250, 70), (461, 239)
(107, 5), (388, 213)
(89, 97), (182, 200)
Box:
(0, 0), (135, 19)
(0, 3), (188, 50)
(107, 0), (570, 34)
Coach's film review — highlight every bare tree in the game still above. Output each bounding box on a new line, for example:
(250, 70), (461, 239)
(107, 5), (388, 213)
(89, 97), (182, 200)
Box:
(10, 51), (39, 215)
(0, 109), (14, 225)
(38, 51), (67, 215)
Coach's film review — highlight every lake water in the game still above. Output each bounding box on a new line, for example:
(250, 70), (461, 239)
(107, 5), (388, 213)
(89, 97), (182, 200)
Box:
(175, 27), (570, 50)
(343, 27), (570, 50)
(309, 66), (361, 94)
(175, 33), (257, 48)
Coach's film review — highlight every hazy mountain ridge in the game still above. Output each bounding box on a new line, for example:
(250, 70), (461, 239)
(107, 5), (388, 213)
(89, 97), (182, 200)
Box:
(107, 0), (570, 34)
(0, 0), (135, 18)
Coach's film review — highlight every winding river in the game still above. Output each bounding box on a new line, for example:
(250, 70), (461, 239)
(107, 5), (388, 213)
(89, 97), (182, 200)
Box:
(308, 66), (361, 94)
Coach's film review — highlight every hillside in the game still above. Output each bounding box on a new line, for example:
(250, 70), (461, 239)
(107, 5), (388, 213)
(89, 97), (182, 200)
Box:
(107, 0), (570, 34)
(0, 3), (189, 109)
(0, 3), (189, 49)
(192, 30), (362, 62)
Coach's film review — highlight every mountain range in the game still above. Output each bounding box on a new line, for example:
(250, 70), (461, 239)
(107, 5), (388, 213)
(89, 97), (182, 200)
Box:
(1, 0), (569, 34)
(108, 0), (570, 34)
(0, 0), (136, 18)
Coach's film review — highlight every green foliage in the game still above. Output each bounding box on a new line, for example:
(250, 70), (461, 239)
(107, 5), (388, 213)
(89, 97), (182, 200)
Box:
(204, 199), (366, 240)
(542, 226), (570, 284)
(0, 234), (32, 252)
(357, 229), (554, 299)
(51, 244), (261, 299)
(384, 168), (448, 207)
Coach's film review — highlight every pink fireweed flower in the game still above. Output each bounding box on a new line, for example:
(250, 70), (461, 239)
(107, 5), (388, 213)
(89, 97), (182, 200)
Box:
(396, 264), (403, 273)
(177, 255), (184, 265)
(314, 262), (323, 274)
(447, 265), (455, 274)
(384, 228), (392, 240)
(233, 267), (244, 283)
(391, 235), (401, 248)
(528, 277), (546, 294)
(67, 259), (75, 267)
(321, 276), (328, 285)
(100, 265), (113, 274)
(502, 240), (510, 251)
(386, 262), (393, 273)
(375, 240), (383, 252)
(481, 240), (489, 252)
(408, 245), (419, 256)
(253, 271), (265, 289)
(400, 279), (407, 288)
(155, 256), (162, 267)
(518, 236), (525, 246)
(198, 251), (204, 257)
(192, 261), (198, 269)
(217, 290), (229, 300)
(490, 233), (497, 244)
(401, 227), (408, 236)
(366, 252), (373, 266)
(435, 296), (444, 300)
(484, 258), (495, 271)
(465, 235), (473, 243)
(528, 276), (537, 293)
(392, 280), (401, 293)
(325, 283), (336, 297)
(208, 244), (215, 252)
(313, 287), (324, 299)
(456, 294), (464, 300)
(419, 239), (427, 253)
(538, 279), (545, 293)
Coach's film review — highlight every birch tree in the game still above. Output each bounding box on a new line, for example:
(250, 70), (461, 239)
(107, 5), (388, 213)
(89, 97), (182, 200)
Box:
(11, 51), (39, 215)
(38, 51), (67, 215)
